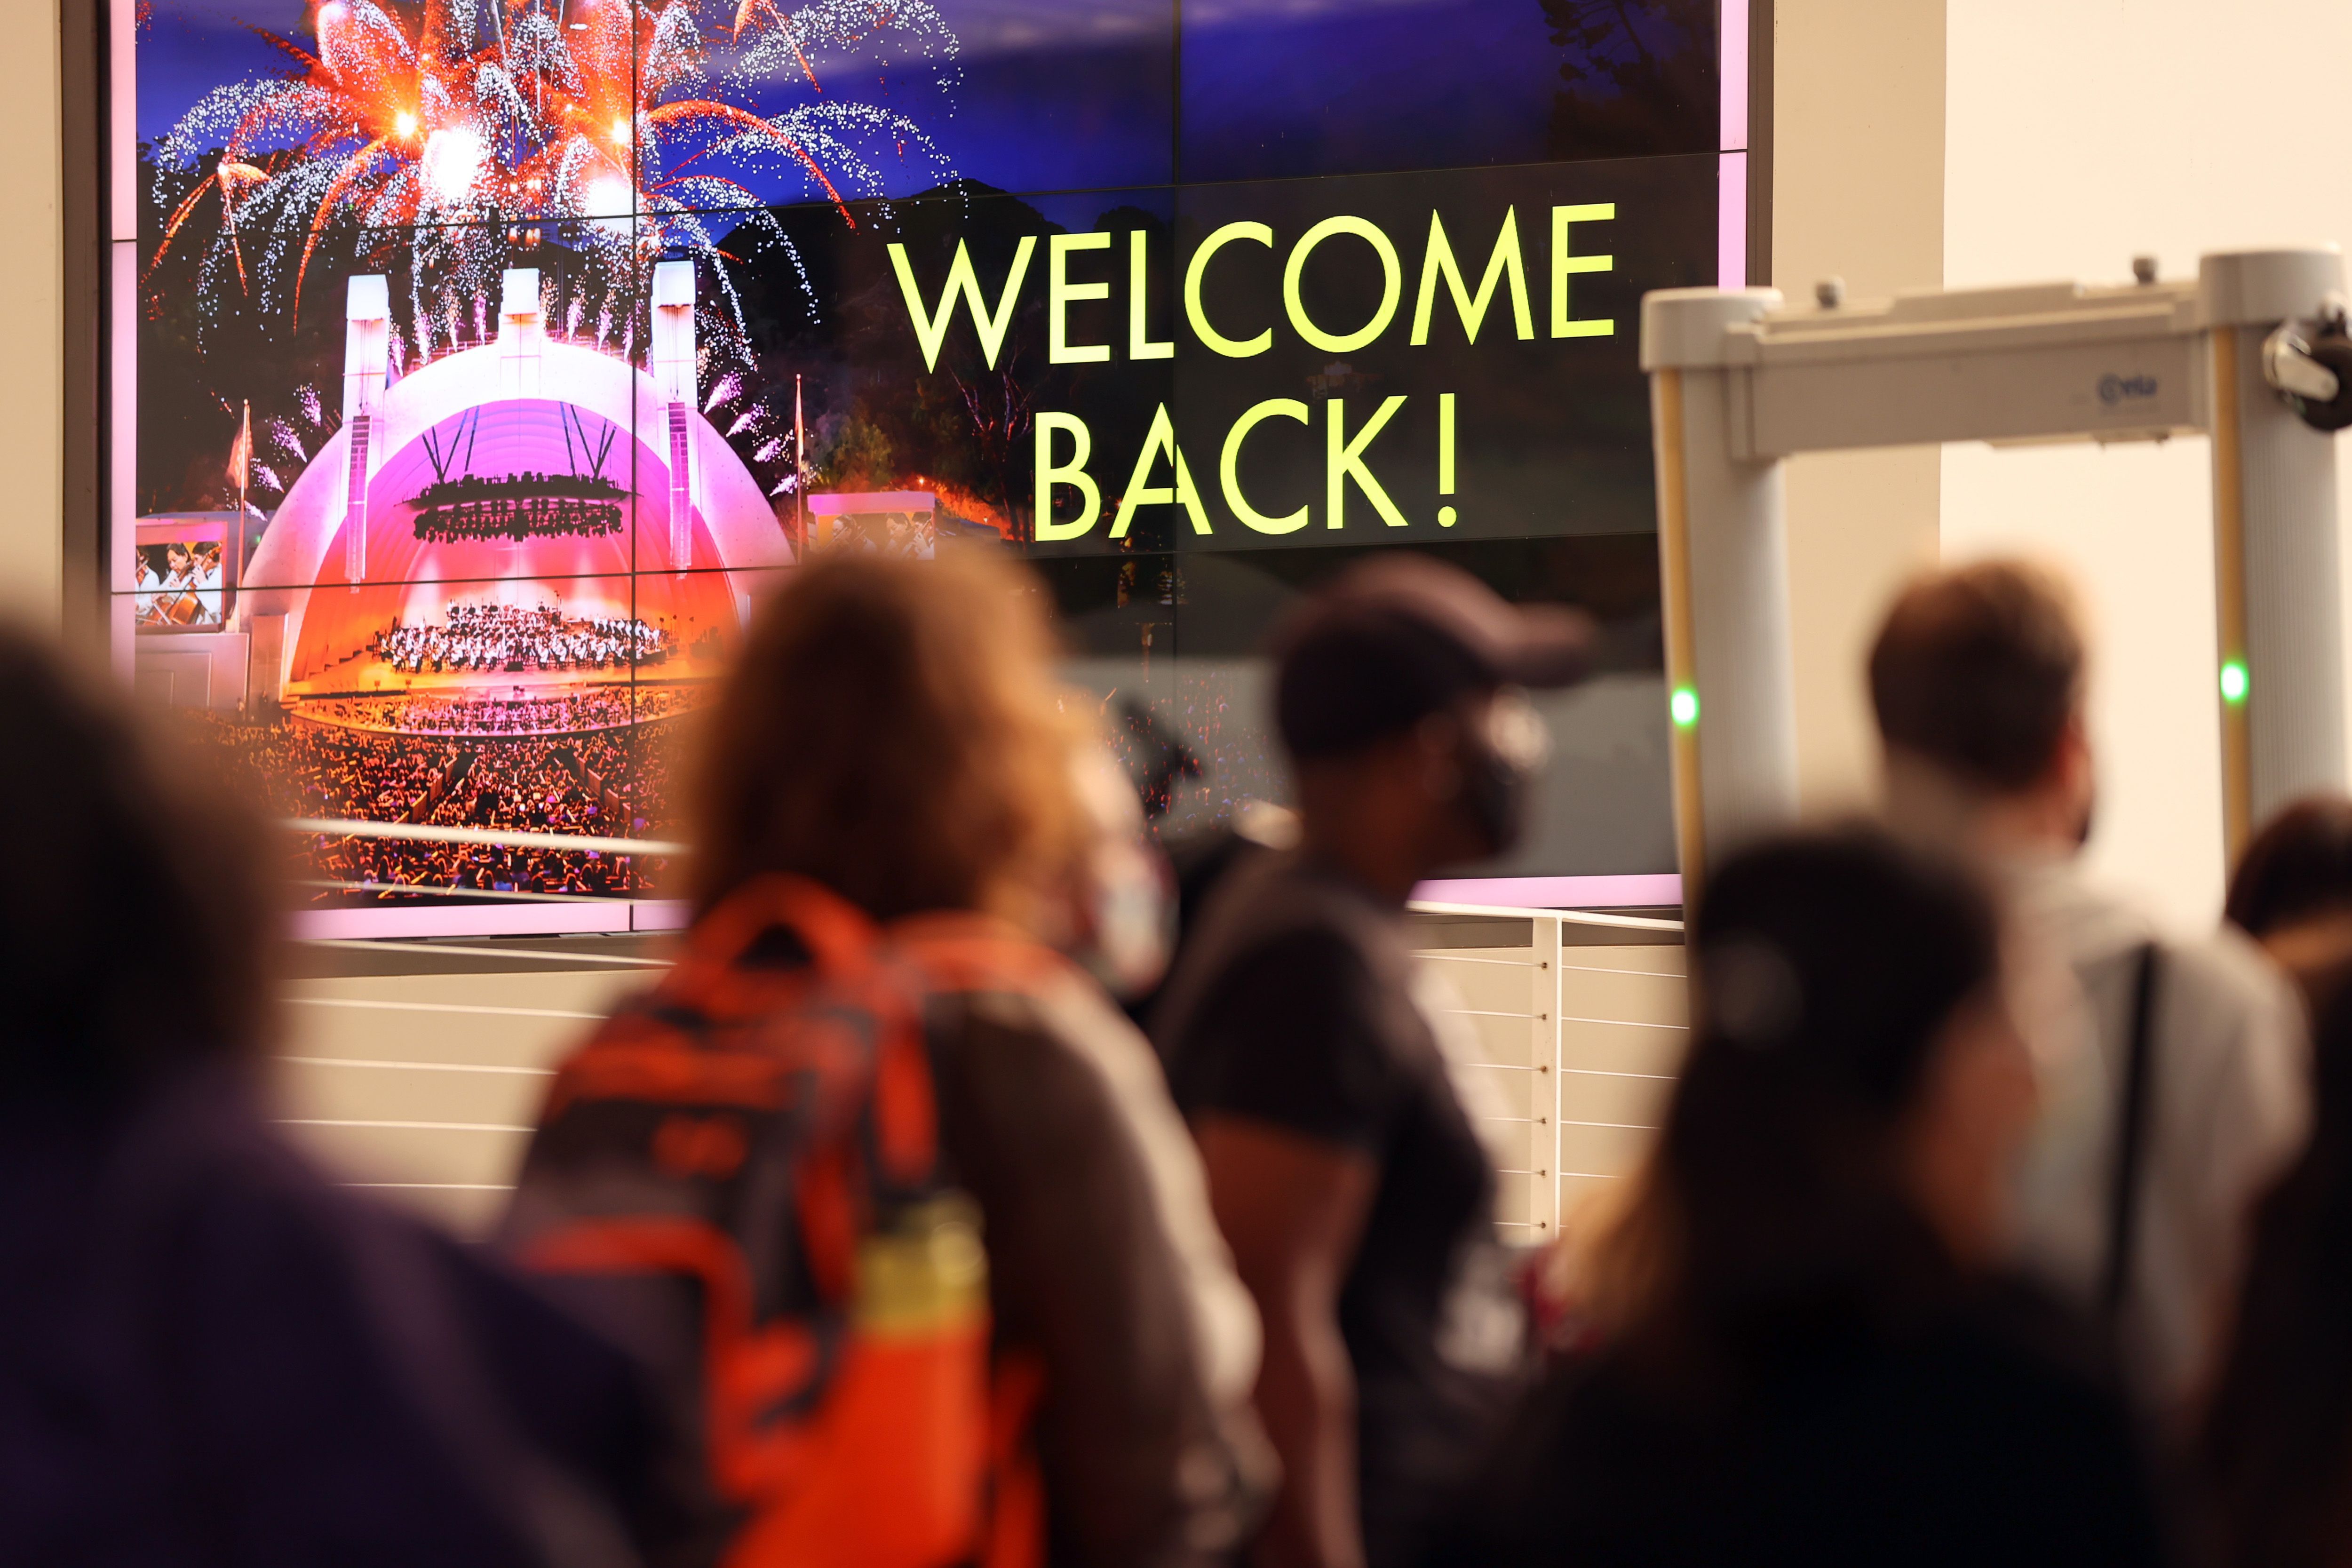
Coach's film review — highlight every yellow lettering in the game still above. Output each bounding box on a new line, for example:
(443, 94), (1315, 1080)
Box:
(1049, 231), (1113, 365)
(1327, 396), (1411, 529)
(1411, 209), (1532, 346)
(1551, 204), (1615, 339)
(1034, 412), (1100, 541)
(1129, 230), (1174, 361)
(887, 236), (1038, 373)
(1284, 216), (1402, 355)
(1439, 392), (1457, 495)
(1185, 222), (1276, 358)
(1219, 399), (1311, 534)
(1111, 405), (1211, 537)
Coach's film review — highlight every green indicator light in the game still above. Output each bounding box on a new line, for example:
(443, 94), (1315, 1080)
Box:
(2220, 660), (2250, 704)
(1670, 685), (1700, 728)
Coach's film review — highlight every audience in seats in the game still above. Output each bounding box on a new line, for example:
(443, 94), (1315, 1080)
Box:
(185, 711), (675, 903)
(1432, 828), (2167, 1567)
(0, 629), (662, 1564)
(298, 687), (692, 738)
(1868, 561), (2308, 1420)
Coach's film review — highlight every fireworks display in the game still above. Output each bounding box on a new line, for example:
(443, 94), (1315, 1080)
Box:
(148, 0), (961, 376)
(122, 0), (1718, 919)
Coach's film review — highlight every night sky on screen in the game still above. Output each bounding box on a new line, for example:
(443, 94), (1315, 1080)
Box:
(136, 0), (1571, 196)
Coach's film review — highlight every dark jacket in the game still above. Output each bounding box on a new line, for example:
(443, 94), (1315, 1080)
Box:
(1427, 1281), (2170, 1568)
(0, 1067), (662, 1568)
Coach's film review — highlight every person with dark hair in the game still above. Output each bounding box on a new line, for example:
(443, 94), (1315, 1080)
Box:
(0, 629), (664, 1566)
(1430, 828), (2169, 1568)
(1869, 560), (2305, 1419)
(2225, 795), (2352, 1011)
(2201, 974), (2352, 1568)
(1152, 555), (1593, 1568)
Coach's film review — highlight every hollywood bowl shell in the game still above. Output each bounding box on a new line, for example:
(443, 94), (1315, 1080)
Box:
(235, 334), (791, 696)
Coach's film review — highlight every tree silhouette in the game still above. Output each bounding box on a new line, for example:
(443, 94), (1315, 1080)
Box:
(1542, 0), (1718, 162)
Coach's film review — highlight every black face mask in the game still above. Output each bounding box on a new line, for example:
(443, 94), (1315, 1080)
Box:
(1460, 689), (1549, 856)
(1460, 743), (1526, 854)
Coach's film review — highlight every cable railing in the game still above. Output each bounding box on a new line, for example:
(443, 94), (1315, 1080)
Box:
(281, 816), (682, 912)
(276, 821), (1693, 1237)
(286, 816), (683, 858)
(1407, 901), (1687, 1245)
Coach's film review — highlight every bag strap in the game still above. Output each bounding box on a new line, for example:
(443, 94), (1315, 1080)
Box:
(652, 875), (948, 1191)
(2100, 940), (2162, 1329)
(887, 911), (1074, 997)
(661, 875), (885, 1016)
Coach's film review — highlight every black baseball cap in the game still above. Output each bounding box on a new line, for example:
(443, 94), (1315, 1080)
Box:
(1271, 555), (1596, 760)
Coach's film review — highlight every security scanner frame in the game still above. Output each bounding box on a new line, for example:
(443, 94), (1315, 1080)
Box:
(1640, 247), (2352, 891)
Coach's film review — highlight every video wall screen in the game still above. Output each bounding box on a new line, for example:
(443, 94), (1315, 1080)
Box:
(109, 0), (1741, 936)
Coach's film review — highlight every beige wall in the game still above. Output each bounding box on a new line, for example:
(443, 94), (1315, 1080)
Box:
(1943, 0), (2352, 926)
(1770, 0), (1946, 812)
(0, 0), (60, 627)
(1769, 0), (2352, 928)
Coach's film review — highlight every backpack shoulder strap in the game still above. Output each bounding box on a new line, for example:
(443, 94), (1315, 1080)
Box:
(2101, 940), (2162, 1329)
(541, 877), (892, 1117)
(658, 875), (885, 1013)
(886, 911), (1073, 1000)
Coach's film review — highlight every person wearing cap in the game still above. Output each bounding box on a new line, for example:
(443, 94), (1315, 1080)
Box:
(1150, 555), (1590, 1568)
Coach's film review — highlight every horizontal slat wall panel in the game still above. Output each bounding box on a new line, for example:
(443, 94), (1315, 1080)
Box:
(270, 965), (645, 1235)
(1555, 944), (1686, 1228)
(279, 918), (1689, 1241)
(1411, 926), (1693, 1241)
(1414, 943), (1547, 1243)
(1412, 924), (1687, 1247)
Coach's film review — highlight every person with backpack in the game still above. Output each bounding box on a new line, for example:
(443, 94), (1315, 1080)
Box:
(0, 630), (663, 1568)
(1868, 560), (2308, 1419)
(504, 551), (1268, 1568)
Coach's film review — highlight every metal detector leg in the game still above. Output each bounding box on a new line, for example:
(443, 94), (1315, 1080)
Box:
(1645, 289), (1796, 897)
(2201, 250), (2349, 857)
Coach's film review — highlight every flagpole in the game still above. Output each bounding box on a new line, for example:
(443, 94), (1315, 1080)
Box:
(230, 399), (249, 622)
(794, 373), (806, 557)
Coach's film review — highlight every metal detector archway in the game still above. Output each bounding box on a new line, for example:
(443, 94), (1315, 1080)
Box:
(1641, 247), (2351, 894)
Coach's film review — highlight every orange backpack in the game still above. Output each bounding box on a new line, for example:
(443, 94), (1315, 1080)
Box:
(506, 876), (1061, 1568)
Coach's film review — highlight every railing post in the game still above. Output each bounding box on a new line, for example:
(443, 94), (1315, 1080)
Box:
(1531, 912), (1564, 1243)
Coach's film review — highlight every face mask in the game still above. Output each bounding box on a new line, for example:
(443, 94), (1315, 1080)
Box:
(1462, 687), (1550, 855)
(1065, 741), (1176, 999)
